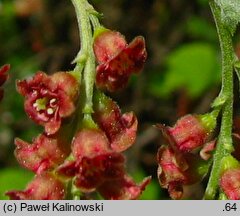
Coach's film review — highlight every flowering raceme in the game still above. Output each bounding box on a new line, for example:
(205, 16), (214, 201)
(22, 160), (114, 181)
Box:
(6, 0), (151, 200)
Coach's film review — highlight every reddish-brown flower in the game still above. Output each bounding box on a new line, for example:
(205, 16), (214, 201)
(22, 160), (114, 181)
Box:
(160, 115), (212, 153)
(15, 132), (70, 174)
(94, 92), (138, 152)
(0, 64), (10, 101)
(74, 153), (125, 192)
(6, 173), (65, 200)
(17, 72), (79, 135)
(157, 146), (207, 199)
(220, 168), (240, 200)
(57, 127), (150, 199)
(94, 29), (147, 91)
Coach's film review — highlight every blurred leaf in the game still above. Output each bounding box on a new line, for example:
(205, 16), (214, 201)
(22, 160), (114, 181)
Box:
(186, 16), (217, 41)
(215, 0), (240, 35)
(0, 168), (33, 200)
(148, 43), (220, 98)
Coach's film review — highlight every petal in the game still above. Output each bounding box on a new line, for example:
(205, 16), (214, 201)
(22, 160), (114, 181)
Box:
(98, 175), (151, 200)
(110, 112), (138, 152)
(16, 72), (50, 96)
(72, 128), (111, 160)
(57, 160), (77, 177)
(51, 72), (79, 100)
(167, 115), (209, 153)
(93, 92), (138, 152)
(74, 153), (125, 192)
(200, 140), (216, 160)
(94, 29), (127, 64)
(15, 133), (69, 174)
(45, 115), (61, 135)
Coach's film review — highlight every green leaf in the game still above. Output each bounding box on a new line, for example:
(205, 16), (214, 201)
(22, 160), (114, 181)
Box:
(148, 43), (221, 98)
(215, 0), (240, 35)
(0, 168), (34, 200)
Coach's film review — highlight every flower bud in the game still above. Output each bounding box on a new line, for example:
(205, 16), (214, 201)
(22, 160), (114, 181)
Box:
(168, 114), (215, 153)
(220, 168), (240, 200)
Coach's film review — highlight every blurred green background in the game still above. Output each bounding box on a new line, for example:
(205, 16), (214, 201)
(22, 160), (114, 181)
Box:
(0, 0), (237, 199)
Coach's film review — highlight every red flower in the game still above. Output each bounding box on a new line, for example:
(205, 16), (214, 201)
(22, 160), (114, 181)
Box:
(94, 29), (147, 91)
(157, 146), (207, 199)
(94, 92), (138, 152)
(0, 64), (10, 101)
(17, 71), (79, 135)
(15, 132), (70, 174)
(159, 115), (213, 153)
(57, 127), (151, 199)
(74, 153), (125, 192)
(220, 168), (240, 200)
(6, 173), (65, 200)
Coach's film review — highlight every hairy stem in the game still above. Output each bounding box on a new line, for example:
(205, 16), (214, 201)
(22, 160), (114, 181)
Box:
(71, 0), (96, 115)
(204, 1), (234, 200)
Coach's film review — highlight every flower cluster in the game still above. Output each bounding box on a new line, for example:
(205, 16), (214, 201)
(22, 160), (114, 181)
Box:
(157, 114), (216, 199)
(6, 26), (149, 199)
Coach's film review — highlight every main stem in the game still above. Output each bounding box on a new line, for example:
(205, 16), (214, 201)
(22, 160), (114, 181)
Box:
(71, 0), (96, 115)
(204, 1), (234, 199)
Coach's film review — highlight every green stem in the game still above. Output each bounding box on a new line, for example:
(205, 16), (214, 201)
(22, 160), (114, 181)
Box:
(204, 1), (234, 200)
(71, 0), (96, 115)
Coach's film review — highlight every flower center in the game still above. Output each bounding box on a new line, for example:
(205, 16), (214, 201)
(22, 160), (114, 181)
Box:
(33, 97), (58, 116)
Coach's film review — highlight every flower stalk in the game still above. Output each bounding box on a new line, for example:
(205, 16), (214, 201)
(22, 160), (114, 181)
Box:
(71, 0), (97, 115)
(204, 1), (234, 200)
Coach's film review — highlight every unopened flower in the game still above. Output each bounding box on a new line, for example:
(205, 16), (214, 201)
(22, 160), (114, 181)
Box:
(160, 114), (215, 153)
(15, 132), (70, 174)
(220, 168), (240, 200)
(93, 28), (147, 91)
(6, 173), (65, 200)
(94, 92), (138, 152)
(17, 71), (79, 135)
(0, 64), (10, 101)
